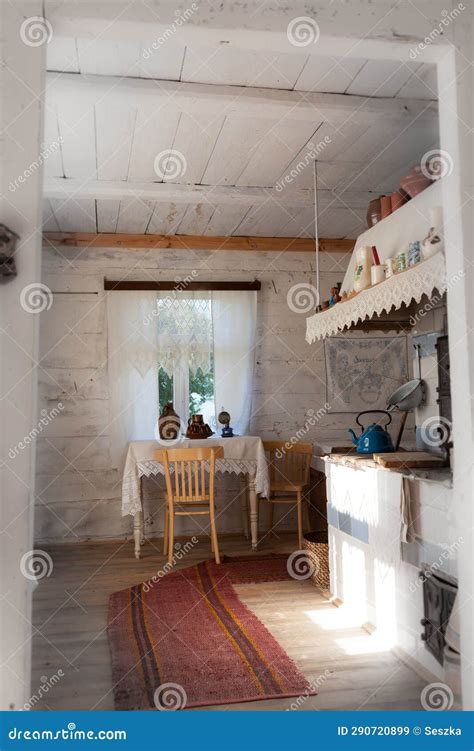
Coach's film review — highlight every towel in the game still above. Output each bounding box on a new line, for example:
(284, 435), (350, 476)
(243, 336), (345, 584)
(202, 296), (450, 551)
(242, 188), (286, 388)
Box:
(400, 476), (416, 543)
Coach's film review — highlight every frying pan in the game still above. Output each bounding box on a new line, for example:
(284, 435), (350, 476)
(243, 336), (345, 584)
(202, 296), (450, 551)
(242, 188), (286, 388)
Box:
(386, 344), (425, 449)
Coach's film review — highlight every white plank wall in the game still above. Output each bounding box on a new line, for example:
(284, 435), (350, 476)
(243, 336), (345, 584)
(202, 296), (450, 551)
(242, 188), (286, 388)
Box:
(35, 245), (358, 544)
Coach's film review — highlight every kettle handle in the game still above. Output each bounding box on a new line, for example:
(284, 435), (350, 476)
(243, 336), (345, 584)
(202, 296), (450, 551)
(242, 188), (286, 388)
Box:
(356, 410), (392, 428)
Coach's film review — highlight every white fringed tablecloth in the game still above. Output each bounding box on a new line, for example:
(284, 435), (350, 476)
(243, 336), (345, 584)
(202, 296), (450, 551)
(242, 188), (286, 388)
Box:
(121, 435), (270, 516)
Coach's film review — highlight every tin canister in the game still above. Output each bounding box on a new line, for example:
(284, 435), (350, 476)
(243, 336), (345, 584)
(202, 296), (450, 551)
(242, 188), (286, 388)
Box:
(396, 251), (407, 272)
(408, 240), (421, 267)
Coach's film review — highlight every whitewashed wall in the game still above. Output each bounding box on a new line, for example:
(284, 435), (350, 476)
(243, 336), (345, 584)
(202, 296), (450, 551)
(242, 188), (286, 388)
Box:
(36, 243), (405, 543)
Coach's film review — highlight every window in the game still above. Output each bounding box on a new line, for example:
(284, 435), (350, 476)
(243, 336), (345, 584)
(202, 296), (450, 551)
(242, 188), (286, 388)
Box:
(156, 296), (215, 426)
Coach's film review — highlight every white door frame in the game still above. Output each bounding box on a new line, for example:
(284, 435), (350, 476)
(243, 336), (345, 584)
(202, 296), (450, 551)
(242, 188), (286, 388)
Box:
(0, 1), (46, 710)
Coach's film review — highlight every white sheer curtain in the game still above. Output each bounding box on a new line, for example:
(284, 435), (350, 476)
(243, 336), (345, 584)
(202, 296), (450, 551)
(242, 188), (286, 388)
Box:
(212, 291), (257, 436)
(107, 289), (257, 467)
(107, 292), (159, 468)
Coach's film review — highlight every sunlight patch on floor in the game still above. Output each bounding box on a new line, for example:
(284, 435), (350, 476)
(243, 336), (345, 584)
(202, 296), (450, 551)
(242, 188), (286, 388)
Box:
(335, 632), (395, 655)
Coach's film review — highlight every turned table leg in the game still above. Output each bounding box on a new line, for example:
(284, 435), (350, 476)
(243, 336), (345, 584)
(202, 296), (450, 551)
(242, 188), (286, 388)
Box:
(248, 474), (258, 550)
(240, 475), (250, 540)
(134, 511), (143, 559)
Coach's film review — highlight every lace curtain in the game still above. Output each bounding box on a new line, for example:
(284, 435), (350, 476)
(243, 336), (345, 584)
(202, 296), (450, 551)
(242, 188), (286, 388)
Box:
(155, 293), (213, 376)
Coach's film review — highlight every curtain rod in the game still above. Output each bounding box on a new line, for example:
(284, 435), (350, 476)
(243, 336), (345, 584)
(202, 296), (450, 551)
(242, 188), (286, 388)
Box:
(104, 280), (261, 291)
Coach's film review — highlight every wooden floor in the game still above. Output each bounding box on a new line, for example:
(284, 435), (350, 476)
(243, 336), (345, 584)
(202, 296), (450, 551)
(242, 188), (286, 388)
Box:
(31, 533), (426, 710)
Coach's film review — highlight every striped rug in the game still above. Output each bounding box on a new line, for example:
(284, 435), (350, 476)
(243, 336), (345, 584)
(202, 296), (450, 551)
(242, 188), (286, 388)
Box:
(107, 556), (316, 709)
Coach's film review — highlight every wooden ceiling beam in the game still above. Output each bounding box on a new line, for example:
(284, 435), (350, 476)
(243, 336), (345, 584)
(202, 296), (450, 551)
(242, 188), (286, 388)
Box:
(43, 232), (354, 253)
(46, 73), (437, 125)
(44, 177), (375, 210)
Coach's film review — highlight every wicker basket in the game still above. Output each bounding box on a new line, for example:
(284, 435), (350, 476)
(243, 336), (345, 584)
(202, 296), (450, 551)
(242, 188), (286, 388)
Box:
(303, 531), (330, 591)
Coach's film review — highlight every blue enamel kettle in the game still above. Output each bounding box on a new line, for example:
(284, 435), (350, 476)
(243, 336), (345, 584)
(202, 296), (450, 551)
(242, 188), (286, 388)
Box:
(348, 410), (395, 454)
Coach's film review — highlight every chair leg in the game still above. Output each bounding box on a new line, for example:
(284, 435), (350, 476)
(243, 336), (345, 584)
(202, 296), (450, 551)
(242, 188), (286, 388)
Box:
(209, 503), (220, 564)
(168, 506), (175, 565)
(163, 507), (169, 555)
(303, 497), (311, 532)
(269, 501), (275, 534)
(297, 491), (303, 549)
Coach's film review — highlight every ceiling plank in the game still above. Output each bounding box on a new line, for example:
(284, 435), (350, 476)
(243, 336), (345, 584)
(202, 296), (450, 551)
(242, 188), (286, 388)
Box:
(43, 232), (354, 253)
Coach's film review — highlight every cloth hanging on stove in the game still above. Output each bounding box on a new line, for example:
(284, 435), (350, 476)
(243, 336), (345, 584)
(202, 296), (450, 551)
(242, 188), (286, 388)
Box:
(400, 476), (416, 543)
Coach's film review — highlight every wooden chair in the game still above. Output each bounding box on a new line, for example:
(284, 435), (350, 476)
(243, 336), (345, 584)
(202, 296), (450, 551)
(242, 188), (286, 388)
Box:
(260, 441), (313, 549)
(156, 446), (224, 565)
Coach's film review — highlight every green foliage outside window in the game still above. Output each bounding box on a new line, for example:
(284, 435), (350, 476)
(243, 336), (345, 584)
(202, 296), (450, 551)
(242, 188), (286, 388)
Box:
(189, 356), (214, 416)
(158, 367), (173, 414)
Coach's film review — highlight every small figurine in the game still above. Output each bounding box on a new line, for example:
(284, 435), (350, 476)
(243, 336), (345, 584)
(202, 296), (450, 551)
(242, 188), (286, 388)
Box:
(218, 408), (234, 437)
(422, 226), (444, 260)
(329, 286), (341, 306)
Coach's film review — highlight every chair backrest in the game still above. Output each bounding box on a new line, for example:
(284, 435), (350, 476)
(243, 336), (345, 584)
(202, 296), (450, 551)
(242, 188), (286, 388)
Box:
(263, 441), (312, 487)
(155, 447), (224, 504)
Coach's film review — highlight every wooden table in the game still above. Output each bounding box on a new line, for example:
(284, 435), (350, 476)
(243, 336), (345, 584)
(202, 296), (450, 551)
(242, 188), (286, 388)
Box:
(121, 437), (270, 557)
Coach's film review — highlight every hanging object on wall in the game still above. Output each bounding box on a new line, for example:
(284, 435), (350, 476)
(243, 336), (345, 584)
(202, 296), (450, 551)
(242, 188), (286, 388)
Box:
(325, 336), (409, 413)
(0, 224), (19, 280)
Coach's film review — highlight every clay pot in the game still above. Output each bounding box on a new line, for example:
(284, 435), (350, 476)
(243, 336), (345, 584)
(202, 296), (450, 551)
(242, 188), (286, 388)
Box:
(380, 195), (392, 219)
(400, 166), (433, 198)
(158, 403), (181, 441)
(366, 198), (381, 227)
(390, 190), (405, 212)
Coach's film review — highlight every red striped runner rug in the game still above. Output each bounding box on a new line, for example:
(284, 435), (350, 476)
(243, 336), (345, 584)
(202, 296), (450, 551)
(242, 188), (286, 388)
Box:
(107, 556), (316, 709)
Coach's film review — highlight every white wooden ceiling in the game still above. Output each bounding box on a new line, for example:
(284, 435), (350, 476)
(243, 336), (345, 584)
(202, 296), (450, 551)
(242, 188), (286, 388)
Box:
(43, 36), (439, 239)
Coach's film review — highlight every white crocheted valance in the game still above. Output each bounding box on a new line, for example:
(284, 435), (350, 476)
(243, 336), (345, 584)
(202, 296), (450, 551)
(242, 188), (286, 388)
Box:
(306, 252), (446, 342)
(156, 294), (213, 376)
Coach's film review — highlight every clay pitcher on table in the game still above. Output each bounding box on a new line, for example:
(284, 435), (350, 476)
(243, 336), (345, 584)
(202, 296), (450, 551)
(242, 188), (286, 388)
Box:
(158, 403), (181, 441)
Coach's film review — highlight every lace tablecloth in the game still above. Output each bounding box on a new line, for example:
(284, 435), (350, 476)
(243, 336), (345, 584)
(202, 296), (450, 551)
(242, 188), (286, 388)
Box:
(122, 436), (270, 516)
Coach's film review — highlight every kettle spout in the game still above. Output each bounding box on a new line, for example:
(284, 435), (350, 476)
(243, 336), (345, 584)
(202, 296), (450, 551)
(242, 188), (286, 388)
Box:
(348, 428), (358, 445)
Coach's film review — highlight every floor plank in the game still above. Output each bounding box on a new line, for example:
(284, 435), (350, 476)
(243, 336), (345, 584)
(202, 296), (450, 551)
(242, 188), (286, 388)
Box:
(29, 534), (425, 711)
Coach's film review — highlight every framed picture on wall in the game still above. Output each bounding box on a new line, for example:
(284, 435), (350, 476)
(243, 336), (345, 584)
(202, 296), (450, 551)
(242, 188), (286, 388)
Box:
(324, 336), (409, 413)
